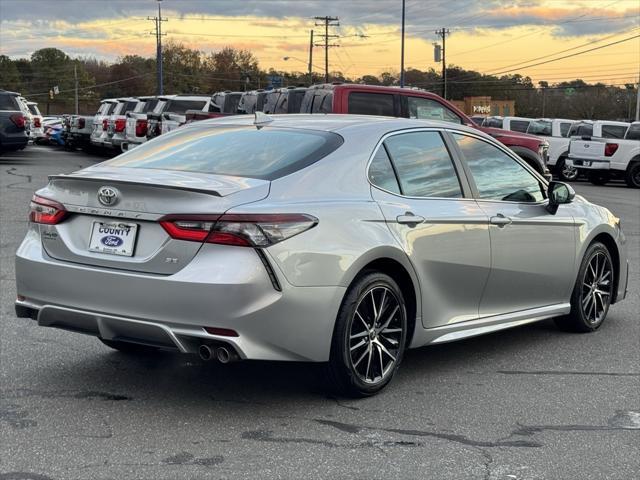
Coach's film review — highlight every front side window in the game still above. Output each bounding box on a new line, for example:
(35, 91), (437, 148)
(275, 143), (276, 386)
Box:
(384, 131), (463, 198)
(526, 120), (551, 136)
(348, 92), (395, 117)
(407, 97), (462, 124)
(601, 124), (627, 139)
(453, 133), (544, 203)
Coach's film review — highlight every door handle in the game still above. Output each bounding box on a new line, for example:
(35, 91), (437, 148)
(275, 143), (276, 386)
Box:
(396, 212), (425, 225)
(490, 214), (512, 227)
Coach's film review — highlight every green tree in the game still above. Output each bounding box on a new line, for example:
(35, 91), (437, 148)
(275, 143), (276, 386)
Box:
(0, 55), (21, 91)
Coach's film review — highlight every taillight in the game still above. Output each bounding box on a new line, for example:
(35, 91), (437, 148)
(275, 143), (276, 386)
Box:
(115, 118), (126, 132)
(160, 213), (318, 247)
(604, 143), (619, 157)
(102, 119), (108, 131)
(29, 195), (68, 225)
(10, 113), (25, 129)
(78, 118), (85, 129)
(135, 119), (147, 137)
(34, 117), (41, 128)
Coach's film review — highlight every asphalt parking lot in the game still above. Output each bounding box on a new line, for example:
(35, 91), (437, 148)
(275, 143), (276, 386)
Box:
(1, 146), (638, 480)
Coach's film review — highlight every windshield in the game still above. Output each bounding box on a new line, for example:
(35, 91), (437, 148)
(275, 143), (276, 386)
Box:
(527, 120), (552, 136)
(568, 122), (593, 137)
(106, 125), (344, 180)
(484, 117), (503, 128)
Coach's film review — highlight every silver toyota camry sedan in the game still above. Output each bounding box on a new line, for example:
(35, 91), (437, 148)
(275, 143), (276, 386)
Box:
(15, 114), (628, 396)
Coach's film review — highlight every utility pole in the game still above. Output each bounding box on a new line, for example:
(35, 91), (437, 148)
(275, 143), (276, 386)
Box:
(636, 77), (640, 121)
(400, 0), (406, 87)
(308, 30), (314, 86)
(314, 16), (339, 83)
(436, 28), (450, 99)
(74, 64), (78, 115)
(148, 0), (167, 95)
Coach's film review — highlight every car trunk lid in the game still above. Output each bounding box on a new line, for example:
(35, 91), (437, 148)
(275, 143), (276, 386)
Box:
(38, 167), (270, 274)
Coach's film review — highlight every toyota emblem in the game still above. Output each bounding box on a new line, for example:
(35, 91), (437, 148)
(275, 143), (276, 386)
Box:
(97, 186), (119, 206)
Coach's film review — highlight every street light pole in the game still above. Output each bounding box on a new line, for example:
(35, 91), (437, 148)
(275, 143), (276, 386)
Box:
(400, 0), (405, 88)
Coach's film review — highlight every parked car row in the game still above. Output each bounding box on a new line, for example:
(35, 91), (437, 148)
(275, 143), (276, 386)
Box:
(478, 115), (639, 187)
(65, 84), (551, 179)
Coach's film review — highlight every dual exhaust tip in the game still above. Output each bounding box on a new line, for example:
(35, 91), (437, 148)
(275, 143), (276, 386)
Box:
(198, 344), (238, 363)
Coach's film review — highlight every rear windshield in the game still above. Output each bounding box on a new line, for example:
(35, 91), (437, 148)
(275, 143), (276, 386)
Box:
(0, 94), (20, 111)
(142, 99), (159, 113)
(164, 99), (207, 115)
(106, 125), (344, 180)
(568, 122), (593, 137)
(27, 104), (41, 116)
(527, 120), (552, 136)
(625, 123), (640, 140)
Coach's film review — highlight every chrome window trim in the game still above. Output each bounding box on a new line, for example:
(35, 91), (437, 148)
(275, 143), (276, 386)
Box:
(444, 129), (551, 206)
(366, 127), (473, 201)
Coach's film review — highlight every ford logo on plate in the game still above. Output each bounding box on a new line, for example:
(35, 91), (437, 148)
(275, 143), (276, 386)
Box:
(101, 235), (123, 247)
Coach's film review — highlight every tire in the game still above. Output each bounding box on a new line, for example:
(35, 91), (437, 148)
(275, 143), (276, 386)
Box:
(625, 162), (640, 188)
(555, 242), (614, 333)
(588, 171), (610, 186)
(557, 158), (579, 182)
(99, 338), (161, 354)
(326, 271), (408, 397)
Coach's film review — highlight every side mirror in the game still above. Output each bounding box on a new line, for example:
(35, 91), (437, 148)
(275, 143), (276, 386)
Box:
(546, 181), (575, 214)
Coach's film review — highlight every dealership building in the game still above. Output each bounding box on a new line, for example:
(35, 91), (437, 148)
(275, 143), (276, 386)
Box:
(450, 96), (516, 117)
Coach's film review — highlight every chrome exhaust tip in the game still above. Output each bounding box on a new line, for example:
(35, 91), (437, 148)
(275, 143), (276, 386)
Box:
(198, 344), (214, 361)
(216, 346), (236, 364)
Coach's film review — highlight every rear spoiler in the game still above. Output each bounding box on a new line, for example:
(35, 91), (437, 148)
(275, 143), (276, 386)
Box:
(47, 174), (222, 197)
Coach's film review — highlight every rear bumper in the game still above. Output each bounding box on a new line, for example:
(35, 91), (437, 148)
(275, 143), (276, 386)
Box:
(15, 229), (344, 362)
(1, 132), (29, 149)
(566, 158), (610, 170)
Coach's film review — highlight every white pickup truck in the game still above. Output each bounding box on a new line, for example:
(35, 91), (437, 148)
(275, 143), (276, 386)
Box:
(567, 120), (638, 188)
(525, 118), (576, 181)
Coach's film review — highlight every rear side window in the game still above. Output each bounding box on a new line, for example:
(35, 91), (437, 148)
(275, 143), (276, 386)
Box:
(164, 100), (207, 115)
(348, 92), (395, 117)
(601, 124), (628, 139)
(383, 131), (463, 198)
(0, 94), (19, 110)
(107, 126), (344, 180)
(568, 123), (592, 137)
(510, 120), (530, 133)
(407, 97), (461, 124)
(625, 124), (640, 140)
(560, 122), (572, 137)
(484, 117), (503, 128)
(368, 146), (400, 194)
(288, 91), (305, 113)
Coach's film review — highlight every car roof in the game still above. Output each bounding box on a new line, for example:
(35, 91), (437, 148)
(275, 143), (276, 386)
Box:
(196, 113), (482, 136)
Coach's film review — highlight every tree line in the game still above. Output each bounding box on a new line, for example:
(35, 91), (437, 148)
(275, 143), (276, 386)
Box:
(0, 43), (636, 120)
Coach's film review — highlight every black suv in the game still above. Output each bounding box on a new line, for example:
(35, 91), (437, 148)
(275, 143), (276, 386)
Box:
(0, 90), (28, 155)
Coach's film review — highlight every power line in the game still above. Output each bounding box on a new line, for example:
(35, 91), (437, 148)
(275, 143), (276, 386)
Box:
(487, 33), (640, 76)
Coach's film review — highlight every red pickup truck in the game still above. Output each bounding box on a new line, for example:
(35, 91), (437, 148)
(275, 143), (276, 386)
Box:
(300, 84), (550, 176)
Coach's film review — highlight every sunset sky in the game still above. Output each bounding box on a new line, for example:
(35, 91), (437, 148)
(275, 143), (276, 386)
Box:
(1, 0), (638, 84)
